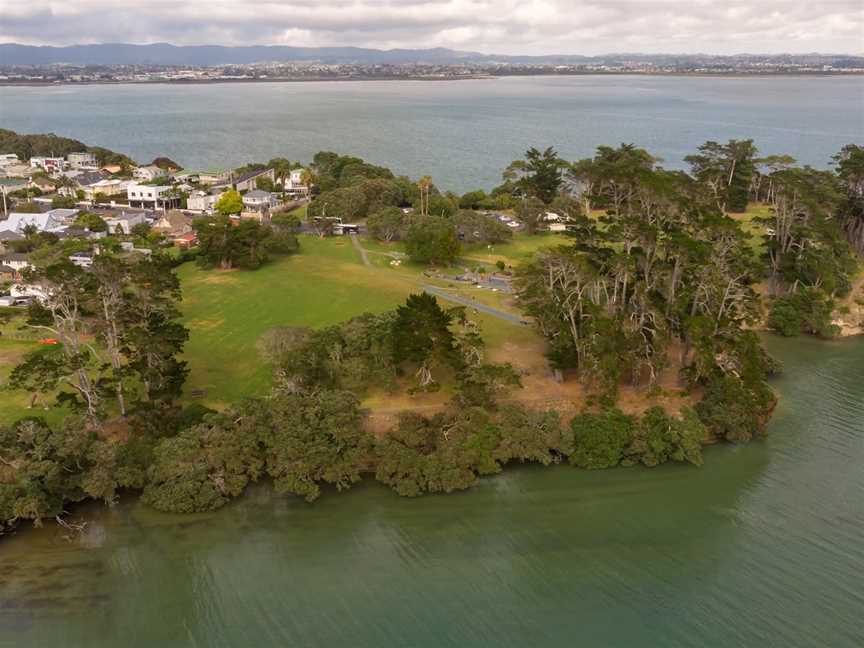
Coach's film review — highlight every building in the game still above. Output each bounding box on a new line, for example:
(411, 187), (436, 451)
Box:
(0, 154), (19, 167)
(68, 250), (96, 268)
(0, 252), (32, 274)
(82, 178), (130, 200)
(227, 168), (275, 193)
(67, 152), (98, 169)
(127, 183), (181, 209)
(172, 232), (198, 248)
(29, 157), (66, 173)
(242, 190), (278, 212)
(1, 210), (72, 234)
(186, 189), (224, 213)
(153, 210), (194, 236)
(104, 212), (147, 235)
(282, 168), (310, 197)
(133, 165), (168, 182)
(0, 264), (15, 282)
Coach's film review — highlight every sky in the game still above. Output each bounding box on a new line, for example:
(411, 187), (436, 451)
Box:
(0, 0), (862, 55)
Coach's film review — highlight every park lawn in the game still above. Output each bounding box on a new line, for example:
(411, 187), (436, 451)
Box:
(731, 203), (771, 258)
(177, 235), (414, 406)
(0, 337), (69, 427)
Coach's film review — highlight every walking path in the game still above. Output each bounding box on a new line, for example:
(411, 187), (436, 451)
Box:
(350, 234), (525, 326)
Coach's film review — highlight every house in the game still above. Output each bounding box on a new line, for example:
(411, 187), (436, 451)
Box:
(153, 210), (194, 236)
(1, 210), (70, 234)
(0, 177), (28, 194)
(29, 157), (66, 173)
(242, 190), (278, 212)
(127, 183), (181, 209)
(0, 253), (32, 274)
(102, 164), (123, 175)
(0, 162), (35, 178)
(0, 265), (15, 282)
(282, 168), (310, 197)
(0, 154), (20, 167)
(133, 165), (169, 182)
(186, 189), (224, 213)
(29, 176), (57, 193)
(67, 152), (98, 169)
(104, 212), (147, 235)
(68, 250), (96, 268)
(227, 168), (275, 193)
(82, 178), (130, 200)
(172, 232), (198, 248)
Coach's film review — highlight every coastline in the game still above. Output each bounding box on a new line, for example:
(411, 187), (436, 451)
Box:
(1, 71), (862, 88)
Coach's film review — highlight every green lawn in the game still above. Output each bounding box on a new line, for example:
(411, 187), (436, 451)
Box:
(178, 235), (414, 406)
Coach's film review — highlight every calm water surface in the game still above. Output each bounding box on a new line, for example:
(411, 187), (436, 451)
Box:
(0, 335), (862, 647)
(1, 76), (862, 191)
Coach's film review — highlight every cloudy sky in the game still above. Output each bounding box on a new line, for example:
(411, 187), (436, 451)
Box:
(0, 0), (862, 54)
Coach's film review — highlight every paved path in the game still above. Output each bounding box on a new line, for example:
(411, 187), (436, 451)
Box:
(421, 285), (525, 325)
(349, 233), (372, 267)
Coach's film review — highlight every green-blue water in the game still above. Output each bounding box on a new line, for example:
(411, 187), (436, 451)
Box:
(1, 76), (862, 192)
(1, 335), (862, 647)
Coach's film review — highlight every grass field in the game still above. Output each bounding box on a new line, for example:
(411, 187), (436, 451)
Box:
(178, 235), (416, 406)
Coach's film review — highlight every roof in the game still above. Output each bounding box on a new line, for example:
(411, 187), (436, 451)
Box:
(0, 230), (24, 241)
(0, 265), (15, 273)
(234, 168), (273, 184)
(1, 252), (29, 261)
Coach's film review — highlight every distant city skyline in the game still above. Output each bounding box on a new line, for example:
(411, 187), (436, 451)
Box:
(1, 1), (862, 56)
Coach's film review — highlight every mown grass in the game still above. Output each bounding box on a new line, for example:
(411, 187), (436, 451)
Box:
(178, 235), (414, 406)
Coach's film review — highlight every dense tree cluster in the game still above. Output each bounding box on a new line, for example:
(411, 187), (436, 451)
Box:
(193, 215), (298, 270)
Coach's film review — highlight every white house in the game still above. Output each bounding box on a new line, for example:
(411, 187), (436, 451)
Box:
(0, 154), (19, 167)
(0, 253), (33, 273)
(230, 168), (275, 192)
(187, 189), (224, 213)
(242, 190), (278, 212)
(127, 183), (180, 209)
(68, 250), (96, 268)
(282, 169), (310, 197)
(67, 152), (98, 169)
(133, 165), (168, 182)
(29, 156), (66, 173)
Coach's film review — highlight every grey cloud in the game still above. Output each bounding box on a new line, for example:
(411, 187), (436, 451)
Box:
(0, 1), (861, 53)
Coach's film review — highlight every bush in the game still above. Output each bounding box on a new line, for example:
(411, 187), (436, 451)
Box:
(768, 288), (839, 338)
(569, 409), (635, 469)
(404, 217), (460, 265)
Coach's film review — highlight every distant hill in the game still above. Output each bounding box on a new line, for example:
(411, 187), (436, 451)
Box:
(0, 43), (860, 68)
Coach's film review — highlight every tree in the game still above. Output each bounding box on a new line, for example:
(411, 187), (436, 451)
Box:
(504, 147), (566, 204)
(833, 144), (864, 254)
(367, 206), (406, 242)
(569, 409), (635, 469)
(392, 293), (459, 388)
(193, 215), (274, 270)
(73, 211), (108, 232)
(214, 190), (243, 216)
(685, 139), (758, 213)
(404, 217), (460, 265)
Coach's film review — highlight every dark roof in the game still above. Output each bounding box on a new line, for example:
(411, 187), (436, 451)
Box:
(234, 168), (273, 184)
(0, 264), (14, 273)
(1, 252), (28, 261)
(0, 229), (24, 241)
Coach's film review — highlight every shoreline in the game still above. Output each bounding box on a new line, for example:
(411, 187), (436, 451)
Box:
(1, 71), (862, 88)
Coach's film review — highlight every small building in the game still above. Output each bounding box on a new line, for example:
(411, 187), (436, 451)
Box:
(186, 189), (224, 213)
(133, 165), (169, 182)
(0, 264), (16, 282)
(172, 232), (198, 248)
(2, 210), (71, 234)
(0, 253), (32, 274)
(68, 250), (95, 268)
(83, 178), (130, 200)
(282, 169), (310, 197)
(230, 168), (275, 193)
(0, 154), (20, 167)
(127, 183), (180, 210)
(67, 152), (98, 169)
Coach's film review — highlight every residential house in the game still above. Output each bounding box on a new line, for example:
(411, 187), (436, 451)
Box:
(0, 163), (35, 178)
(172, 232), (198, 248)
(242, 189), (278, 213)
(68, 250), (96, 268)
(67, 152), (98, 169)
(186, 189), (224, 213)
(1, 210), (71, 234)
(127, 183), (181, 209)
(29, 157), (66, 173)
(0, 229), (23, 254)
(282, 168), (310, 197)
(153, 210), (194, 236)
(0, 154), (20, 167)
(0, 265), (15, 282)
(227, 168), (275, 193)
(83, 178), (130, 200)
(102, 164), (123, 175)
(104, 212), (147, 235)
(133, 165), (168, 182)
(0, 252), (32, 275)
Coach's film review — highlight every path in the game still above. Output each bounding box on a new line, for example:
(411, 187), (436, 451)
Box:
(349, 233), (372, 267)
(350, 234), (525, 326)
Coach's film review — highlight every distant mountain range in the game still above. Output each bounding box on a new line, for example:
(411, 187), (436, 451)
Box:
(1, 43), (861, 67)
